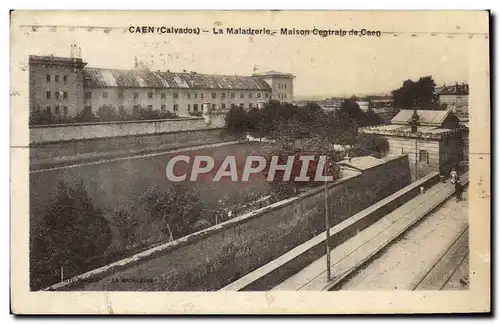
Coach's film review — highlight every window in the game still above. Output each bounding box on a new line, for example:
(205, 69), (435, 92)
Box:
(63, 92), (68, 99)
(85, 92), (92, 99)
(400, 148), (404, 154)
(194, 93), (198, 99)
(161, 104), (166, 111)
(46, 75), (50, 82)
(221, 103), (226, 109)
(284, 84), (287, 89)
(249, 93), (253, 99)
(419, 150), (429, 163)
(84, 106), (92, 114)
(133, 105), (140, 114)
(173, 104), (178, 112)
(118, 91), (124, 99)
(240, 93), (244, 99)
(188, 104), (191, 111)
(119, 106), (125, 114)
(55, 75), (59, 83)
(55, 92), (60, 99)
(148, 92), (153, 99)
(63, 106), (68, 115)
(55, 106), (60, 114)
(173, 92), (179, 99)
(284, 93), (287, 99)
(133, 92), (139, 99)
(230, 93), (235, 99)
(147, 105), (153, 110)
(212, 104), (216, 110)
(102, 92), (108, 99)
(265, 92), (269, 98)
(257, 93), (261, 98)
(46, 91), (51, 99)
(63, 75), (68, 84)
(187, 93), (191, 99)
(46, 106), (51, 113)
(221, 93), (226, 99)
(193, 104), (198, 111)
(200, 93), (204, 99)
(212, 93), (216, 99)
(249, 103), (253, 109)
(161, 93), (166, 99)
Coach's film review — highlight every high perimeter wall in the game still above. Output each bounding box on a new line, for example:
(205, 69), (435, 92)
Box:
(46, 155), (411, 292)
(29, 116), (223, 144)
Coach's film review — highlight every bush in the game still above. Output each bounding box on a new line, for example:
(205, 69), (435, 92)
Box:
(139, 184), (205, 240)
(30, 180), (112, 290)
(353, 133), (389, 158)
(189, 111), (203, 117)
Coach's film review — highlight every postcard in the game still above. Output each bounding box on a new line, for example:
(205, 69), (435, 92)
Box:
(10, 10), (490, 314)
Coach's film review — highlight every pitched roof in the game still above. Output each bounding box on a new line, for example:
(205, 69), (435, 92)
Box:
(82, 67), (272, 90)
(391, 109), (453, 126)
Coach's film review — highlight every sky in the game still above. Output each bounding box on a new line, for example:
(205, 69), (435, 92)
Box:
(12, 11), (485, 98)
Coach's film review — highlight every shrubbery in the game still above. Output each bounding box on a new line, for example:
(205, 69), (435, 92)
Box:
(29, 104), (180, 126)
(30, 181), (112, 290)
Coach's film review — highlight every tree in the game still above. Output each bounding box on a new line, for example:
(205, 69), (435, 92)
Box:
(97, 104), (119, 121)
(31, 180), (112, 289)
(224, 105), (248, 135)
(391, 76), (440, 110)
(112, 209), (140, 249)
(352, 133), (389, 158)
(139, 184), (204, 240)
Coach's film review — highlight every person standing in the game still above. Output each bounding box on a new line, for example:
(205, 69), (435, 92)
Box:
(450, 167), (458, 184)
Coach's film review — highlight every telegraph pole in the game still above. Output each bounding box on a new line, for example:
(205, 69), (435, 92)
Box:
(324, 161), (331, 282)
(410, 102), (420, 181)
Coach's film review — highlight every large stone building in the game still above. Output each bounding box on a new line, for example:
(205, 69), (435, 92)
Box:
(29, 50), (294, 120)
(437, 83), (469, 116)
(360, 109), (468, 181)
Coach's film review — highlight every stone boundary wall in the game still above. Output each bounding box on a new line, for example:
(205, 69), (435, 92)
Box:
(44, 155), (411, 292)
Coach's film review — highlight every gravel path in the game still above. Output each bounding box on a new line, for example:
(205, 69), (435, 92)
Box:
(337, 187), (469, 290)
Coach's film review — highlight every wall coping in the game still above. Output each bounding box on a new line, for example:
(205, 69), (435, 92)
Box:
(43, 154), (408, 291)
(220, 171), (439, 291)
(29, 116), (204, 129)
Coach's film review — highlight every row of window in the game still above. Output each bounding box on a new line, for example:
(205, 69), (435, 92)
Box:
(277, 83), (288, 89)
(80, 102), (258, 115)
(84, 91), (270, 100)
(45, 91), (68, 100)
(40, 105), (69, 115)
(46, 74), (69, 84)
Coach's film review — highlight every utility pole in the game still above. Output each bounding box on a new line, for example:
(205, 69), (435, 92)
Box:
(324, 162), (331, 282)
(410, 102), (420, 181)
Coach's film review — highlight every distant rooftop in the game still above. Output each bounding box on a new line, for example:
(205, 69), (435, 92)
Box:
(438, 83), (469, 95)
(253, 71), (295, 78)
(29, 55), (86, 66)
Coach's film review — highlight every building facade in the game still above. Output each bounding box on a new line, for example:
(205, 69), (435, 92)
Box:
(360, 110), (467, 181)
(29, 53), (294, 120)
(437, 83), (469, 116)
(253, 71), (295, 102)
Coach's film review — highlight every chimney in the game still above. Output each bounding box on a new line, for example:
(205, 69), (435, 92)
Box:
(410, 107), (420, 133)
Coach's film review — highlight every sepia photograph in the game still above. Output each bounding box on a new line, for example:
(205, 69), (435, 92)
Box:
(10, 10), (490, 314)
